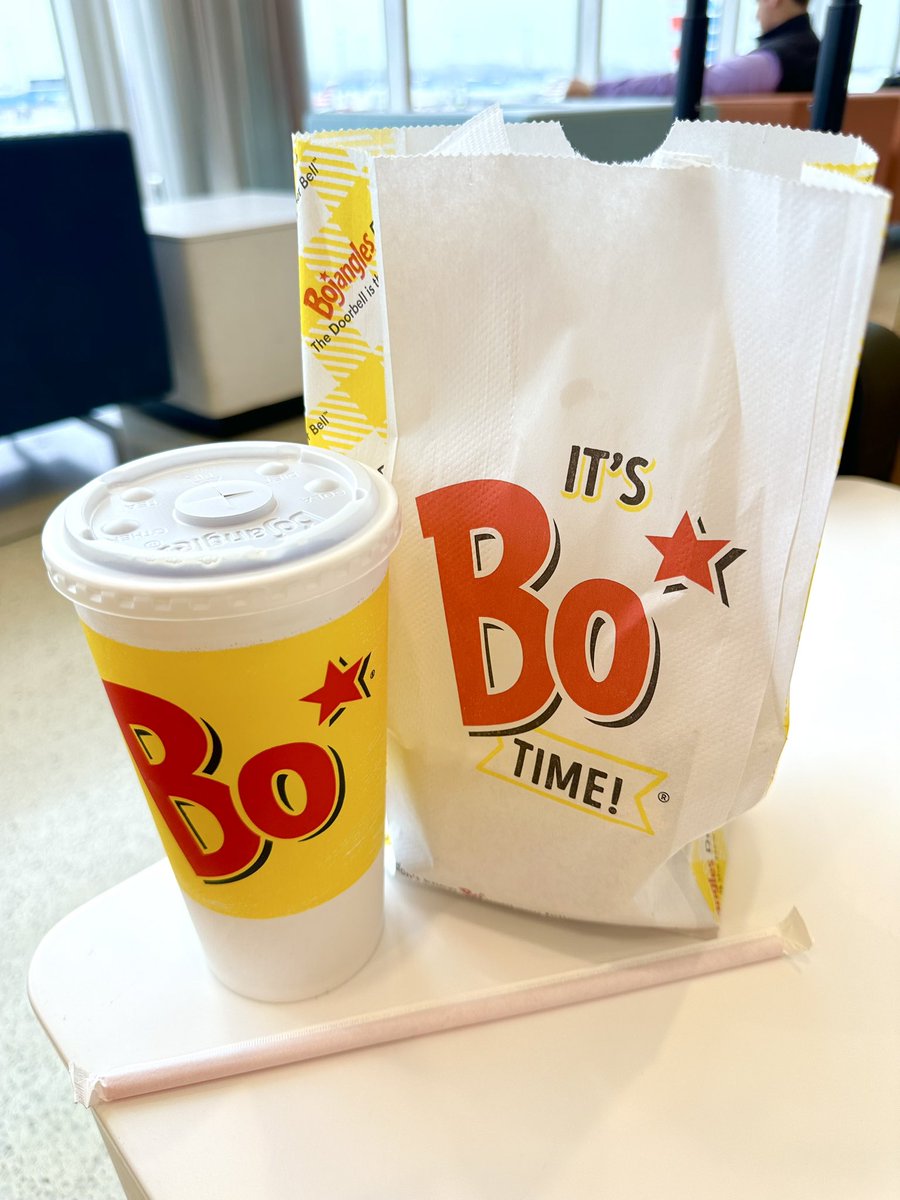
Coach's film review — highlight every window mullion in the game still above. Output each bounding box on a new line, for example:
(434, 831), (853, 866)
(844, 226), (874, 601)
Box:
(384, 0), (411, 111)
(576, 0), (601, 82)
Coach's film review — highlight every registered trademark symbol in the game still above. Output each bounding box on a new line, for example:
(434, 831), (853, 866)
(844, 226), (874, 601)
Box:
(658, 791), (670, 803)
(370, 670), (376, 679)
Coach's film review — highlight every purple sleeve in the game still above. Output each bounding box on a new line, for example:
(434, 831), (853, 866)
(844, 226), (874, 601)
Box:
(592, 50), (782, 99)
(698, 50), (782, 95)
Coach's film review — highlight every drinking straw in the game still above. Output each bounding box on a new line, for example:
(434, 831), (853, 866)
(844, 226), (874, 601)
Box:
(71, 909), (811, 1108)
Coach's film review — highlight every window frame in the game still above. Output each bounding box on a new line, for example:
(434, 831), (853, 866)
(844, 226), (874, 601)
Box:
(327, 0), (900, 113)
(383, 0), (411, 109)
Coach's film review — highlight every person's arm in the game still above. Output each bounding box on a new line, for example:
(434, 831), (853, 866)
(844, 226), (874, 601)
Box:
(584, 50), (782, 98)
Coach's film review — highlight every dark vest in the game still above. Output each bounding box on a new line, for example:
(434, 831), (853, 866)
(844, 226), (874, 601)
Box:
(757, 13), (820, 93)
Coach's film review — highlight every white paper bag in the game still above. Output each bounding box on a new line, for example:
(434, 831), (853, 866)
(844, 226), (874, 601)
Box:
(369, 118), (888, 930)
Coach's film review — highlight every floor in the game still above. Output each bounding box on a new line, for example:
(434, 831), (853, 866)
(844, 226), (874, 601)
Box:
(0, 404), (308, 546)
(1, 241), (898, 1200)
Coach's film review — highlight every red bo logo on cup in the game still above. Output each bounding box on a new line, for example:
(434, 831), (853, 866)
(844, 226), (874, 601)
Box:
(103, 682), (344, 884)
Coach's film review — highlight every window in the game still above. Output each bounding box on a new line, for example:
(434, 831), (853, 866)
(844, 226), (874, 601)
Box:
(733, 0), (762, 57)
(848, 0), (900, 91)
(0, 0), (75, 135)
(407, 0), (578, 111)
(301, 1), (900, 115)
(599, 0), (680, 80)
(304, 0), (390, 113)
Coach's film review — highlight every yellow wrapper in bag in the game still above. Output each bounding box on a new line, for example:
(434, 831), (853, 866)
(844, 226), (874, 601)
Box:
(292, 110), (577, 471)
(293, 127), (400, 469)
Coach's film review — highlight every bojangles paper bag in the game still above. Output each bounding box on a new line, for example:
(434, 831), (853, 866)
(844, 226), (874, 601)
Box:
(372, 119), (889, 930)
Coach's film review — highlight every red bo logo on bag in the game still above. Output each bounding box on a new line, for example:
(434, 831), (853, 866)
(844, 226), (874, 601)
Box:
(416, 480), (660, 737)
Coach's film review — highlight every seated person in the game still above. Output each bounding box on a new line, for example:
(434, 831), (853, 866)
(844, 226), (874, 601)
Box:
(567, 0), (820, 99)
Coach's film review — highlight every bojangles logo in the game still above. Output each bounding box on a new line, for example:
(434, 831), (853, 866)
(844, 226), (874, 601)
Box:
(303, 229), (376, 321)
(82, 579), (389, 918)
(103, 683), (347, 886)
(416, 479), (661, 738)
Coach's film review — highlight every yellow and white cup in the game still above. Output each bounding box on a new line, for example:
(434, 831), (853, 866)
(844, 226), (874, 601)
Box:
(42, 442), (400, 1001)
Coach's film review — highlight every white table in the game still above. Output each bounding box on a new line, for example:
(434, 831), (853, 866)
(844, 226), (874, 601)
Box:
(29, 479), (900, 1199)
(144, 191), (302, 420)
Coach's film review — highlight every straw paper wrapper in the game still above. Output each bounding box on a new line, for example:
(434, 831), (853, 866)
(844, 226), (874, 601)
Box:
(71, 909), (810, 1107)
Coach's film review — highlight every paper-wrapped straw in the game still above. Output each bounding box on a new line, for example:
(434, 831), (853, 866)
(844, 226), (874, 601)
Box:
(71, 908), (810, 1108)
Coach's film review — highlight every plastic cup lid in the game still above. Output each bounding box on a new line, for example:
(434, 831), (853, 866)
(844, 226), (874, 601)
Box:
(42, 442), (400, 619)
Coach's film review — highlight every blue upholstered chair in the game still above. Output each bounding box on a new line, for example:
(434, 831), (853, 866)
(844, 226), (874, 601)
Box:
(0, 130), (172, 443)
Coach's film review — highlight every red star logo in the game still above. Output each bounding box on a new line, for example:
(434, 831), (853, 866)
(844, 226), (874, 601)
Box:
(300, 658), (366, 725)
(646, 513), (730, 593)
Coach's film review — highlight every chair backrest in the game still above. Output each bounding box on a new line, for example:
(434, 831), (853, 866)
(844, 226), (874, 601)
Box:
(711, 91), (900, 222)
(0, 130), (172, 438)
